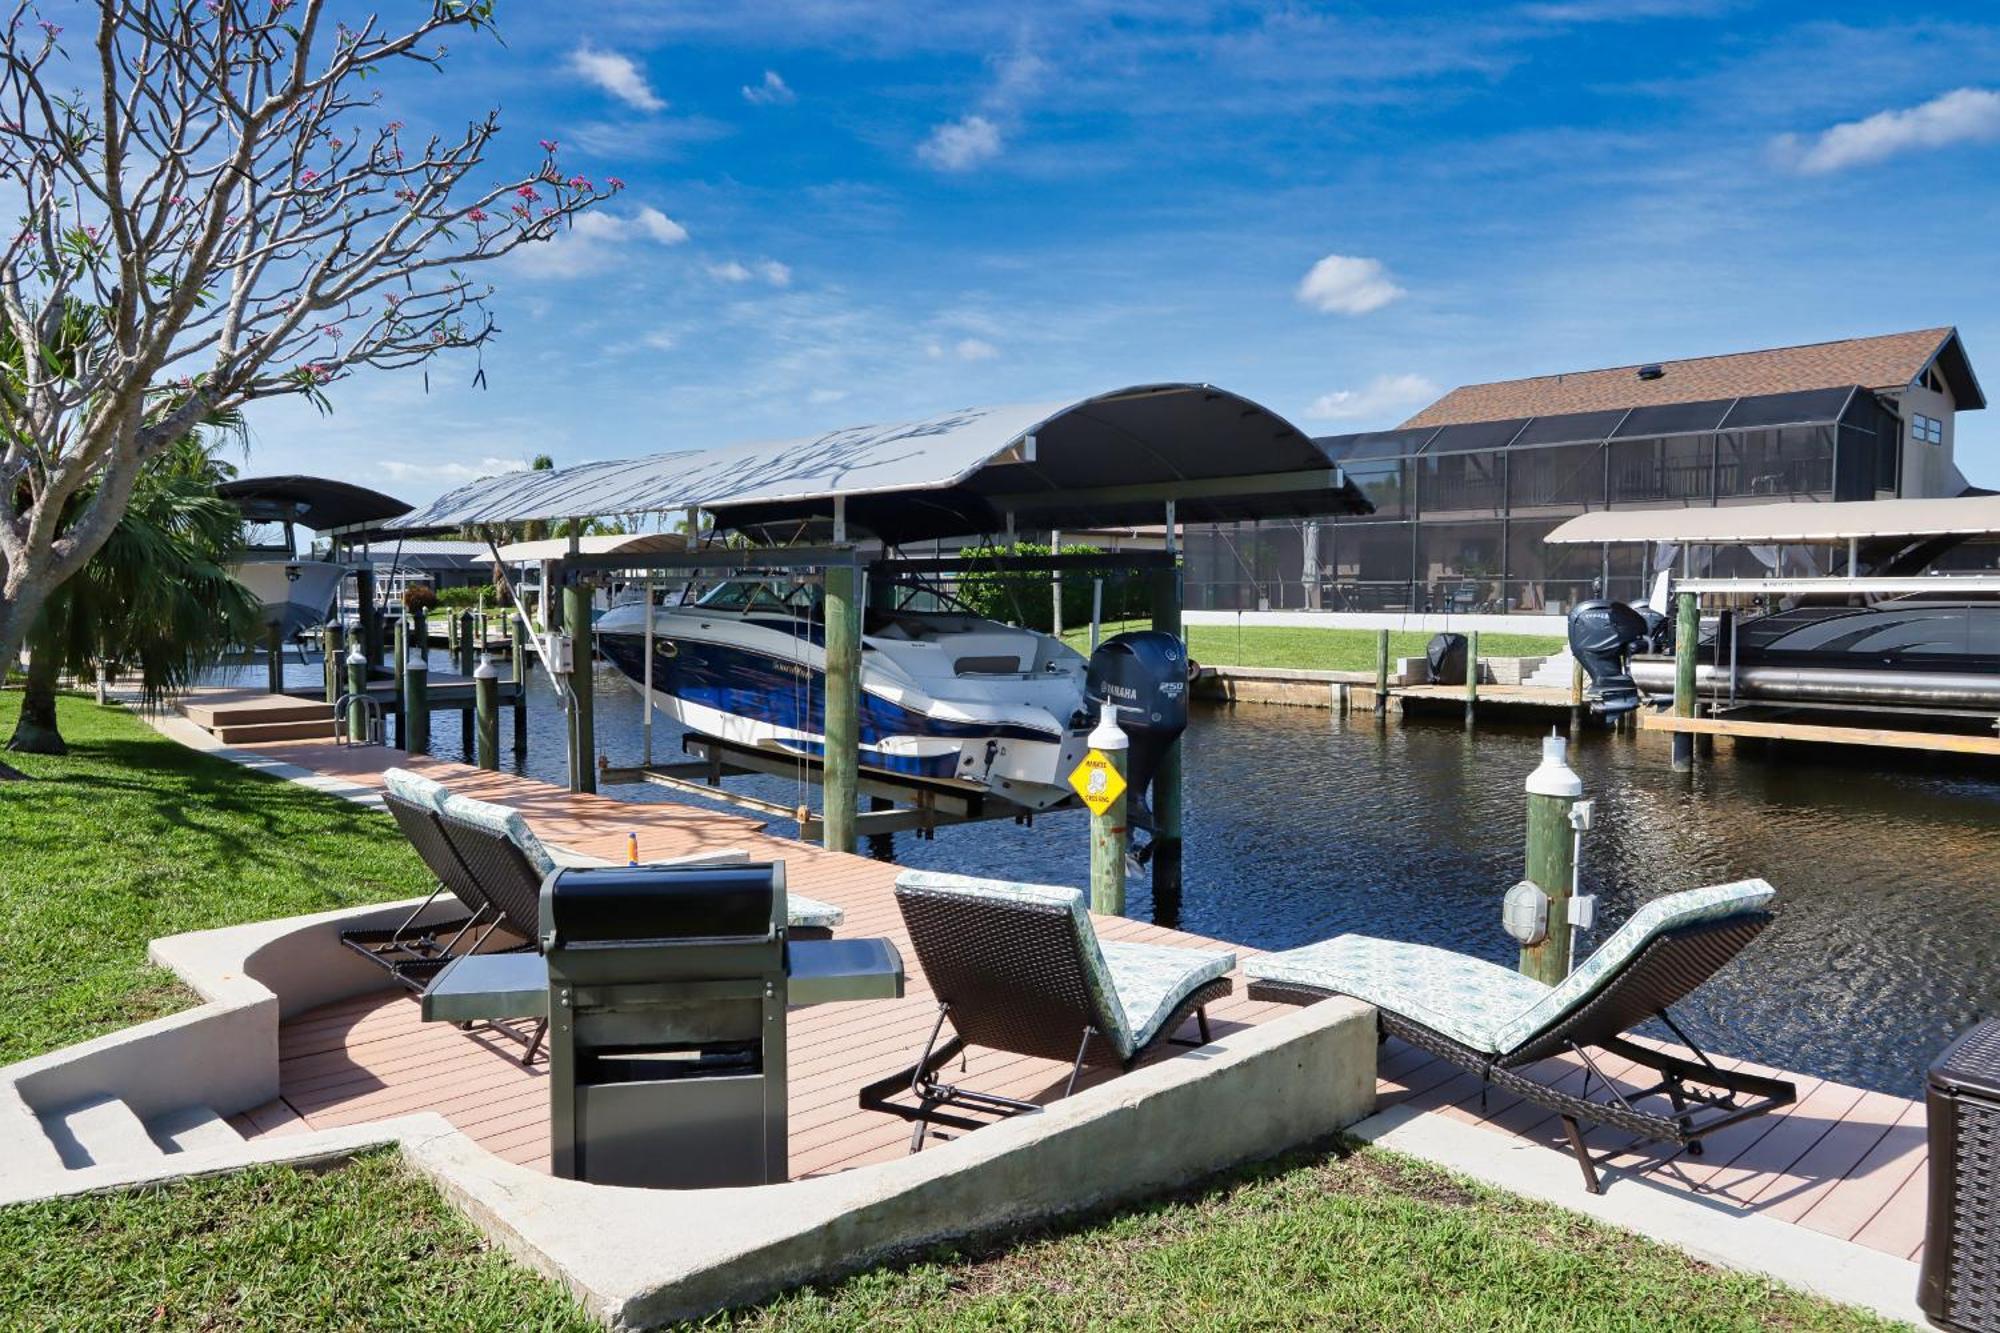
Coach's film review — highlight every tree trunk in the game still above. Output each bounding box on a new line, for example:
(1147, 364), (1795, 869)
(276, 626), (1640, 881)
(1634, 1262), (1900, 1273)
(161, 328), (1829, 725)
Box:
(6, 645), (66, 757)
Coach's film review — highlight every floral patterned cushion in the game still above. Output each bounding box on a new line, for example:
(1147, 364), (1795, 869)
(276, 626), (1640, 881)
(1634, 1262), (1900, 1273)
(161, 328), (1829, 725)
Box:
(439, 793), (558, 879)
(382, 767), (451, 813)
(1489, 878), (1775, 1051)
(895, 870), (1232, 1060)
(1099, 939), (1236, 1050)
(1246, 936), (1552, 1053)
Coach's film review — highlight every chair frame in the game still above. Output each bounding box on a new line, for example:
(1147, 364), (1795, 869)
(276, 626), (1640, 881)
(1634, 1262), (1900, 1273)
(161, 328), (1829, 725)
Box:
(1250, 914), (1795, 1193)
(859, 883), (1232, 1151)
(338, 791), (513, 993)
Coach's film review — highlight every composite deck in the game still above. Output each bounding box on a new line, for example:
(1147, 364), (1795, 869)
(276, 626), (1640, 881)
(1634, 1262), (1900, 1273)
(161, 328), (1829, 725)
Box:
(224, 739), (1931, 1263)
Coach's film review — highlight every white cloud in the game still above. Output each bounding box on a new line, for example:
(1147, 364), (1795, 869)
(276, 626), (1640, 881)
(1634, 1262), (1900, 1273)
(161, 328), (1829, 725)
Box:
(567, 43), (667, 113)
(708, 259), (790, 287)
(509, 208), (690, 280)
(1295, 254), (1405, 315)
(1304, 373), (1439, 422)
(742, 70), (796, 106)
(1775, 88), (2000, 175)
(640, 329), (677, 351)
(927, 337), (999, 362)
(808, 388), (848, 405)
(378, 456), (531, 483)
(918, 114), (1004, 171)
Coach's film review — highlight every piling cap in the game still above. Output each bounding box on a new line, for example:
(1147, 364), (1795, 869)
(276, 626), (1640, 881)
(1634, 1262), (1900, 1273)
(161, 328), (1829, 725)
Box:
(473, 652), (499, 680)
(1087, 701), (1129, 750)
(345, 642), (367, 665)
(1525, 730), (1583, 798)
(406, 648), (428, 671)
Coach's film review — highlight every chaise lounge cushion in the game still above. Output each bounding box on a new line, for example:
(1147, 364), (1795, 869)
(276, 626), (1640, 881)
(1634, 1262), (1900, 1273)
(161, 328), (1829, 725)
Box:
(894, 869), (1234, 1060)
(383, 767), (452, 814)
(439, 792), (559, 878)
(1246, 936), (1552, 1054)
(1245, 878), (1777, 1056)
(1489, 877), (1774, 1051)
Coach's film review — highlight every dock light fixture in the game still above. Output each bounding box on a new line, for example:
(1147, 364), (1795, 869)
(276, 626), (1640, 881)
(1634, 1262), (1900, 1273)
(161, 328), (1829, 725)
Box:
(1503, 880), (1550, 946)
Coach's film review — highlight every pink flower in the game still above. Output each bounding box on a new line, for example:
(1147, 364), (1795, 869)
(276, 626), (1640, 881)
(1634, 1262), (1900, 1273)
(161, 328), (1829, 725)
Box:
(606, 176), (626, 192)
(387, 120), (404, 134)
(514, 185), (540, 202)
(298, 169), (318, 185)
(567, 175), (590, 191)
(38, 20), (60, 39)
(538, 138), (558, 153)
(466, 207), (488, 223)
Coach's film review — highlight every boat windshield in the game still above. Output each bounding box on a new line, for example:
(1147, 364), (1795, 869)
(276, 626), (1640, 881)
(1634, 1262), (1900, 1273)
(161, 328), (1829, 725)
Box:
(694, 579), (823, 615)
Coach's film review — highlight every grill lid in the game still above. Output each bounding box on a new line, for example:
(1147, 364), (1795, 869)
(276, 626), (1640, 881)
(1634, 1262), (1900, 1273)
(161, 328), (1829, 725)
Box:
(541, 864), (781, 946)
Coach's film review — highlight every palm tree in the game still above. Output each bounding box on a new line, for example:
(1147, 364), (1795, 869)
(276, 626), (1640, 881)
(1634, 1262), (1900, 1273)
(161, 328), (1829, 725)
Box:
(7, 433), (262, 756)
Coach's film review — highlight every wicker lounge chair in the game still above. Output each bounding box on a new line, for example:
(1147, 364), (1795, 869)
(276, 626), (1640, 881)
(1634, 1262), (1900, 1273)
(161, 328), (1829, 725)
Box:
(860, 870), (1236, 1151)
(1244, 878), (1795, 1193)
(337, 769), (520, 992)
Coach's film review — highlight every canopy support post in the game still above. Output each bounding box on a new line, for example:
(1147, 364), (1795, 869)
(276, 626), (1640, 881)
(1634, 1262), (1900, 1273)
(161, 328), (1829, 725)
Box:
(642, 578), (655, 767)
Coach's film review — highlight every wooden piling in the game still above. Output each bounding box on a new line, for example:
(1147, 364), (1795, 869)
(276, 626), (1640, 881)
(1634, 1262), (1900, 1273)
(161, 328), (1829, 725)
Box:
(356, 565), (382, 666)
(511, 615), (529, 757)
(1519, 733), (1582, 984)
(323, 622), (344, 704)
(391, 618), (408, 749)
(1373, 628), (1390, 713)
(821, 562), (861, 854)
(1087, 706), (1130, 916)
(265, 621), (284, 696)
(457, 611), (476, 677)
(1465, 629), (1480, 715)
(404, 648), (430, 756)
(474, 656), (499, 770)
(1672, 590), (1697, 772)
(1149, 561), (1184, 902)
(345, 645), (368, 744)
(564, 580), (596, 794)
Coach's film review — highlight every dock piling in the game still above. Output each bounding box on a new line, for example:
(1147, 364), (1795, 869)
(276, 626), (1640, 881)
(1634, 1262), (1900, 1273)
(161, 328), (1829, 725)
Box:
(1087, 704), (1130, 916)
(1519, 732), (1583, 984)
(1465, 629), (1480, 717)
(1149, 560), (1185, 901)
(1672, 590), (1698, 772)
(564, 580), (596, 794)
(345, 642), (368, 743)
(323, 622), (344, 704)
(822, 562), (861, 853)
(265, 621), (283, 695)
(511, 614), (529, 757)
(391, 619), (408, 748)
(1374, 629), (1390, 713)
(474, 655), (499, 770)
(404, 644), (430, 756)
(357, 566), (382, 666)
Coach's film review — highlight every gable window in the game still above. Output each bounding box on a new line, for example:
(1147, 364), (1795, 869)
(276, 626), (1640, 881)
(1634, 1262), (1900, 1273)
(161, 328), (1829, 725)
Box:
(1913, 412), (1944, 445)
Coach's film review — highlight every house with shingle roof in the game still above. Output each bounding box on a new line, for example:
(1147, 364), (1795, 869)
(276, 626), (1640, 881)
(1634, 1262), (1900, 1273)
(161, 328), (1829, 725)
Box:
(1183, 328), (1985, 616)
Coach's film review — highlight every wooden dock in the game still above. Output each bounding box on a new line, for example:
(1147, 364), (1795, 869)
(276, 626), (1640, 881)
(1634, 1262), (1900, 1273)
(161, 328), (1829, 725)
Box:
(220, 738), (1932, 1264)
(1644, 709), (2000, 758)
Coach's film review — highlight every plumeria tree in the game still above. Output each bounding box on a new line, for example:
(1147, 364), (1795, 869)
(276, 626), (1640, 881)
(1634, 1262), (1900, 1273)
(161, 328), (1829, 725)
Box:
(0, 1), (620, 741)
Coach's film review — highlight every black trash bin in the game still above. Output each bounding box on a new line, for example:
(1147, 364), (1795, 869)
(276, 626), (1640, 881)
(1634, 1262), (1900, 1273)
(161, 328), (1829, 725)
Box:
(1425, 632), (1468, 686)
(1920, 1019), (2000, 1332)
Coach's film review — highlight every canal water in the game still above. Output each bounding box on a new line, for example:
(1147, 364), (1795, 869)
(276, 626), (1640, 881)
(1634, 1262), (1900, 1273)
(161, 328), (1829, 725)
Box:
(248, 653), (2000, 1097)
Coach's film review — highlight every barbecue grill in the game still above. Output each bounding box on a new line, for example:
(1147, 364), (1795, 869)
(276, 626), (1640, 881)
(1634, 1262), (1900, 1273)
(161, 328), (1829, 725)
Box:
(541, 861), (791, 1189)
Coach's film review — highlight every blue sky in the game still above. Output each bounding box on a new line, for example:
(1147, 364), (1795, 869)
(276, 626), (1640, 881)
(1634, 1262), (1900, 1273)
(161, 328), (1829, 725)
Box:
(244, 1), (2000, 502)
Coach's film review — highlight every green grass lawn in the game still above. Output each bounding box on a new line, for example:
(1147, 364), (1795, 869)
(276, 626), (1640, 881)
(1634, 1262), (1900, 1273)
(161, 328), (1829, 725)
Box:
(0, 1140), (1894, 1332)
(0, 693), (1891, 1331)
(0, 692), (428, 1064)
(1062, 622), (1565, 671)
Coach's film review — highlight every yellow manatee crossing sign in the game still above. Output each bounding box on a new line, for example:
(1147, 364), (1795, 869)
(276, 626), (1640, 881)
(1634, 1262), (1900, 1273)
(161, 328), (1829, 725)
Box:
(1068, 749), (1128, 817)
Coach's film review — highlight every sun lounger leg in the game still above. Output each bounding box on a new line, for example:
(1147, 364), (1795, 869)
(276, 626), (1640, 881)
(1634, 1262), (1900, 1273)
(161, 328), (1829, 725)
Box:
(1560, 1115), (1602, 1194)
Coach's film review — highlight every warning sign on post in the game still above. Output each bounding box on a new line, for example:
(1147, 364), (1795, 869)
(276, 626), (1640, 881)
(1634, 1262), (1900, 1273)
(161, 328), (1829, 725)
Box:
(1067, 749), (1128, 816)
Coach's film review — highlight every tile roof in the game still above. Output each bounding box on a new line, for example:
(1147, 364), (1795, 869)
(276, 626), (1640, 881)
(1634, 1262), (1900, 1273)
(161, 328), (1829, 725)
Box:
(1400, 328), (1961, 429)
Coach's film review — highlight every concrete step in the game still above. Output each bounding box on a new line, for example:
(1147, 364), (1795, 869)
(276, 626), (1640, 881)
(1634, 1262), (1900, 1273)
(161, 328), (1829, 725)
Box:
(44, 1094), (160, 1170)
(182, 698), (331, 728)
(209, 718), (341, 745)
(148, 1104), (247, 1155)
(1524, 650), (1577, 689)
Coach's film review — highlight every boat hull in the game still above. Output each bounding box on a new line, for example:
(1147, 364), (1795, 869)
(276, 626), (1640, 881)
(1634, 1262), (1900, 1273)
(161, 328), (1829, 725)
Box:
(596, 627), (1089, 809)
(231, 560), (344, 639)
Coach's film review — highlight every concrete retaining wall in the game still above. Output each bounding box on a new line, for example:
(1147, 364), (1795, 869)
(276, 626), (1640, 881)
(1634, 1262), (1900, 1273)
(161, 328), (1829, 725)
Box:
(1185, 609), (1566, 635)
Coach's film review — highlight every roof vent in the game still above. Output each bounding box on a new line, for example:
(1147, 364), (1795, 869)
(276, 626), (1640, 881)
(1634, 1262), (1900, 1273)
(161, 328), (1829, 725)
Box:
(1637, 364), (1665, 381)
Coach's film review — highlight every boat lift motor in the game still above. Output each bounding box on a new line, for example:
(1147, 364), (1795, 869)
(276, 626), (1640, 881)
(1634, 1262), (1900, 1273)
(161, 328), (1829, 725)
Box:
(1084, 630), (1190, 831)
(1566, 600), (1653, 716)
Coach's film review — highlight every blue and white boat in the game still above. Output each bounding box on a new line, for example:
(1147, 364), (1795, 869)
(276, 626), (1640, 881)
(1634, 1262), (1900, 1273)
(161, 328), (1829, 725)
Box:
(594, 580), (1097, 809)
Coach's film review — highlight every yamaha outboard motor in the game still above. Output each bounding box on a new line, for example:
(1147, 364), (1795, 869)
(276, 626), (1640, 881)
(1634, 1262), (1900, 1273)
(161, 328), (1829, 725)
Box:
(1425, 632), (1468, 686)
(1566, 600), (1651, 716)
(1084, 630), (1189, 830)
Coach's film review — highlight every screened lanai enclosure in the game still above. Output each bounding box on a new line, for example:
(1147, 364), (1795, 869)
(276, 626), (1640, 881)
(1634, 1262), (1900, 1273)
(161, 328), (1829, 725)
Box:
(1182, 385), (1907, 614)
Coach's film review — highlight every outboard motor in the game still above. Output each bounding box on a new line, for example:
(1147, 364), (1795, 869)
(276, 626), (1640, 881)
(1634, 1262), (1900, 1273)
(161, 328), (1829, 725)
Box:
(1567, 600), (1652, 716)
(1425, 632), (1468, 686)
(1084, 630), (1189, 830)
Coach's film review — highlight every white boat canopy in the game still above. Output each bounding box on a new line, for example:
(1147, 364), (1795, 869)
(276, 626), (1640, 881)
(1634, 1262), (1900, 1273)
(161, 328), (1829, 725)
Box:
(389, 384), (1370, 544)
(491, 532), (688, 563)
(1544, 495), (2000, 546)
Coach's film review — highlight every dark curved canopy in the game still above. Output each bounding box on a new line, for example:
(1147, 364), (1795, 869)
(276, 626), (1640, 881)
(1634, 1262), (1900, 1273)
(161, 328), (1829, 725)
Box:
(217, 475), (411, 532)
(390, 384), (1372, 545)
